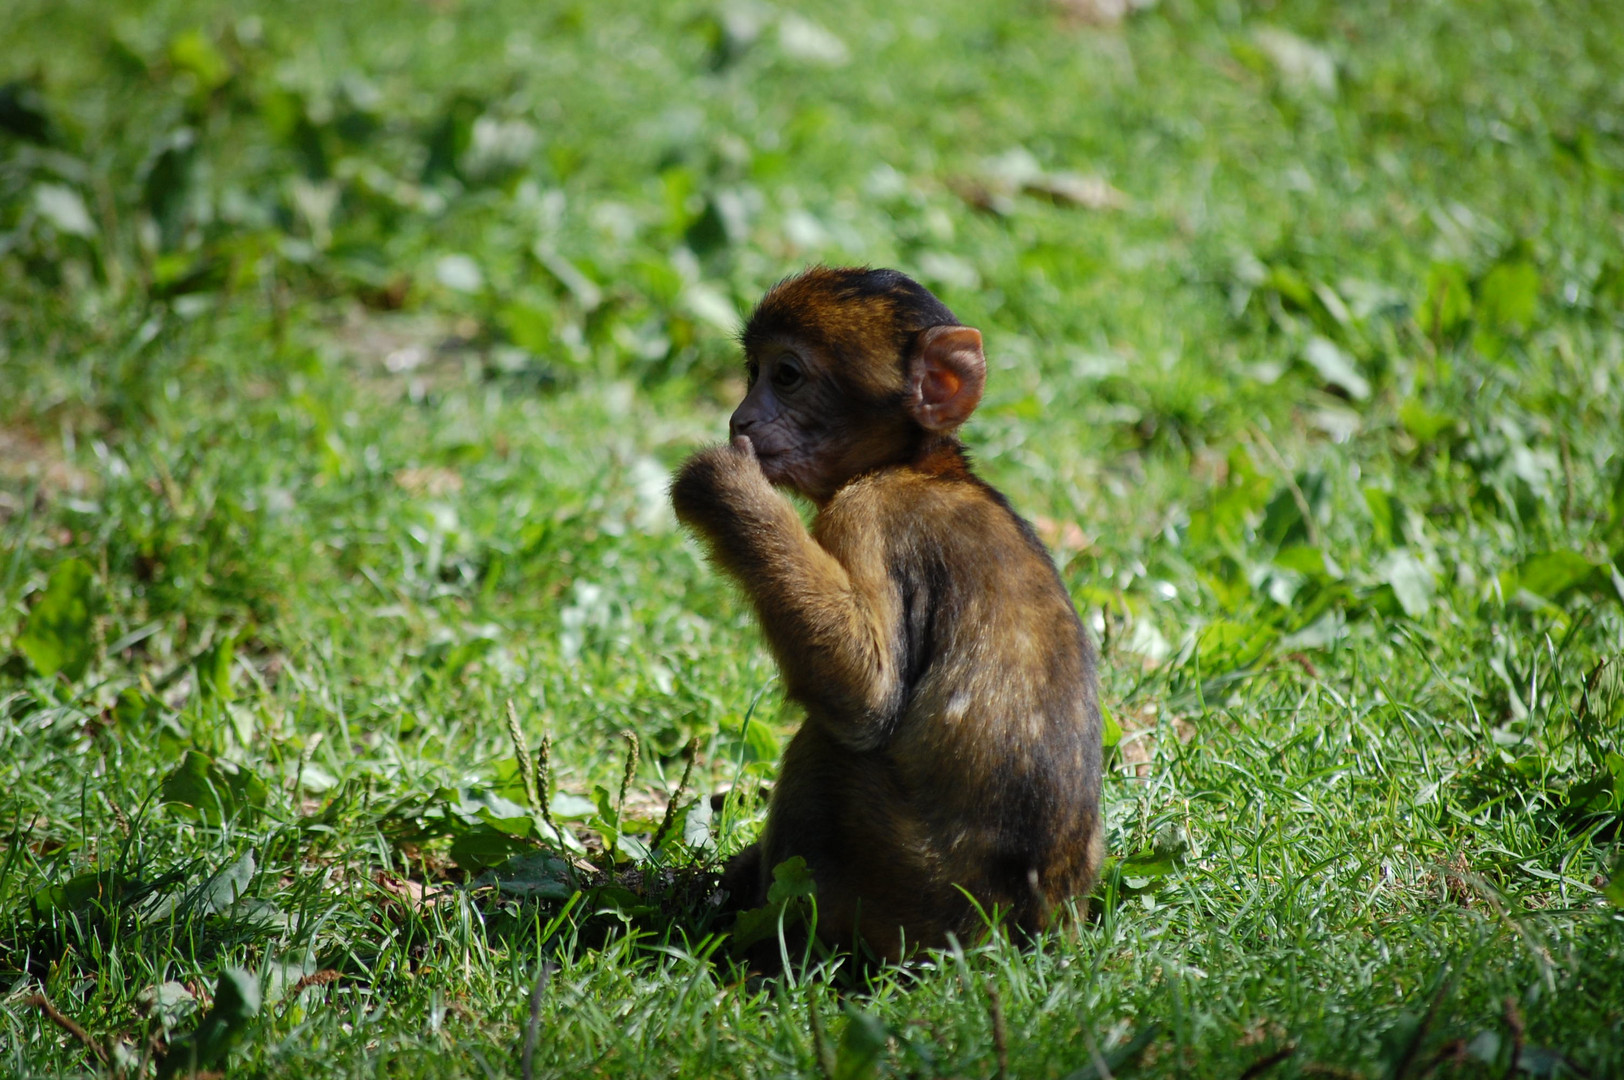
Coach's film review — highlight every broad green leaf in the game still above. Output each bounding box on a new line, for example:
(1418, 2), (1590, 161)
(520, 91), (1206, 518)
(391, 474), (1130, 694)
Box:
(141, 128), (199, 251)
(1586, 657), (1624, 727)
(1280, 609), (1346, 650)
(475, 808), (536, 837)
(435, 253), (484, 293)
(1595, 262), (1624, 315)
(195, 636), (235, 701)
(18, 557), (96, 680)
(682, 796), (713, 847)
(33, 183), (96, 238)
(729, 904), (783, 950)
(1100, 703), (1122, 749)
(452, 788), (532, 822)
(1259, 488), (1307, 549)
(833, 1005), (888, 1080)
(549, 792), (598, 819)
(1262, 264), (1314, 308)
(1379, 550), (1433, 617)
(1119, 854), (1177, 885)
(491, 756), (530, 802)
(652, 802), (691, 851)
(449, 824), (534, 873)
(161, 750), (269, 824)
(1302, 336), (1370, 399)
(1117, 847), (1181, 895)
(32, 870), (135, 914)
(1476, 259), (1540, 332)
(136, 982), (197, 1030)
(112, 687), (162, 727)
(439, 634), (495, 674)
(1605, 861), (1624, 909)
(590, 884), (652, 915)
(1607, 460), (1624, 544)
(1565, 752), (1624, 815)
(1274, 544), (1338, 578)
(491, 851), (575, 900)
(766, 855), (816, 905)
(592, 783), (618, 828)
(1506, 550), (1601, 602)
(532, 245), (604, 309)
(157, 967), (260, 1079)
(1198, 619), (1275, 669)
(1398, 400), (1456, 444)
(1417, 262), (1471, 339)
(0, 79), (57, 144)
(498, 301), (554, 353)
(1363, 486), (1395, 546)
(741, 716), (780, 763)
(733, 857), (816, 950)
(198, 851), (256, 914)
(167, 30), (232, 92)
(1187, 447), (1270, 548)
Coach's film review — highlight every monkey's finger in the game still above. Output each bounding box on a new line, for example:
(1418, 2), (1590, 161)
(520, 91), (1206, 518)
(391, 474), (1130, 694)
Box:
(731, 435), (758, 458)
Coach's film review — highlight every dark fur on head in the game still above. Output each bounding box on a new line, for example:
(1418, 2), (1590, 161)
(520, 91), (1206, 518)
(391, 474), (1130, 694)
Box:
(742, 267), (961, 378)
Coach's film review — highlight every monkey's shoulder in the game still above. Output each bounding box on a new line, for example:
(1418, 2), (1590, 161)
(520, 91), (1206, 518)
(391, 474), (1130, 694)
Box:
(818, 466), (1044, 562)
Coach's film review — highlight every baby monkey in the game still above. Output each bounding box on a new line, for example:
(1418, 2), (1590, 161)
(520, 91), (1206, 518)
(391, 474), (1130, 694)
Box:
(672, 267), (1102, 963)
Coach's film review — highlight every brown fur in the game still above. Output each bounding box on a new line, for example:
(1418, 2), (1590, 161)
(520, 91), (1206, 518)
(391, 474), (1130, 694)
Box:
(671, 267), (1103, 963)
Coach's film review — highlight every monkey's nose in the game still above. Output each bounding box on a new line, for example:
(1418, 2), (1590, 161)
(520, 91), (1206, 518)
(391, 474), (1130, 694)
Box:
(729, 415), (754, 440)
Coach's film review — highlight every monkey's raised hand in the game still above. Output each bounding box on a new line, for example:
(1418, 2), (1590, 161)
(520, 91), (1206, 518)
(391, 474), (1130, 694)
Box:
(670, 436), (782, 546)
(672, 435), (763, 498)
(672, 430), (896, 729)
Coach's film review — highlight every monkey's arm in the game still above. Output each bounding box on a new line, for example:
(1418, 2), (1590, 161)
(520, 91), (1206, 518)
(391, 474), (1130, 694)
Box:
(671, 440), (903, 738)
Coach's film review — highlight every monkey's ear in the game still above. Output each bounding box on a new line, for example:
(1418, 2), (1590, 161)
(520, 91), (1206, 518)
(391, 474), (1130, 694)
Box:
(910, 325), (986, 432)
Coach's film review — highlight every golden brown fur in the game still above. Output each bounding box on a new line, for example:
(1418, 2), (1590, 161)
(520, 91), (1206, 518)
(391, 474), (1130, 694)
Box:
(671, 267), (1102, 963)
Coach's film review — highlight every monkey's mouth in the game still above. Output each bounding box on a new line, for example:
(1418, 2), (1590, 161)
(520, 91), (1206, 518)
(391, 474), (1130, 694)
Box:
(755, 452), (789, 477)
(752, 450), (798, 484)
(747, 442), (788, 465)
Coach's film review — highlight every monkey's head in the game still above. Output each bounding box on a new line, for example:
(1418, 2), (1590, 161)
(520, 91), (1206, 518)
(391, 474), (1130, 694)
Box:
(731, 267), (987, 503)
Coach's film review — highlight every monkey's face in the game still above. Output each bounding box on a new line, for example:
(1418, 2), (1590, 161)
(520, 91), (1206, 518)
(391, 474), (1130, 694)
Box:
(730, 342), (914, 503)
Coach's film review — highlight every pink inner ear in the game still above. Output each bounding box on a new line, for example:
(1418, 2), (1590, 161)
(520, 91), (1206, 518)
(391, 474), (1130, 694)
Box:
(922, 368), (961, 405)
(913, 324), (986, 431)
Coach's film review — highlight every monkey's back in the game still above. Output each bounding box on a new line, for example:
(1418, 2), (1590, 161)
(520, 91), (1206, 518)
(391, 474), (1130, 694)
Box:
(788, 459), (1104, 948)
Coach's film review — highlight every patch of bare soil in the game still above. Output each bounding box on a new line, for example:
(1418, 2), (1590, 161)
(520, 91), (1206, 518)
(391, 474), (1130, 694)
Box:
(326, 307), (481, 405)
(0, 422), (95, 523)
(1114, 702), (1197, 777)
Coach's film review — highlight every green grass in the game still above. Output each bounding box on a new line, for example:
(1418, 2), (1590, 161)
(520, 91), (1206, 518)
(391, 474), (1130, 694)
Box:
(3, 0), (1623, 1076)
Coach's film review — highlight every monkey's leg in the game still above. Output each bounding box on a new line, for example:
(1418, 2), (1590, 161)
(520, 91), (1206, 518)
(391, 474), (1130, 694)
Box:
(718, 842), (764, 911)
(754, 725), (952, 962)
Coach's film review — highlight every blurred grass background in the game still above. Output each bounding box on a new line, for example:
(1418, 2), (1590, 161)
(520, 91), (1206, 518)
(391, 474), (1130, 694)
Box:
(2, 0), (1623, 1076)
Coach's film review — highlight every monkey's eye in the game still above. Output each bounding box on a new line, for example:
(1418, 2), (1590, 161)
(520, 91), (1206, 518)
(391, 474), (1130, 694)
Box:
(770, 360), (804, 393)
(745, 360), (760, 388)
